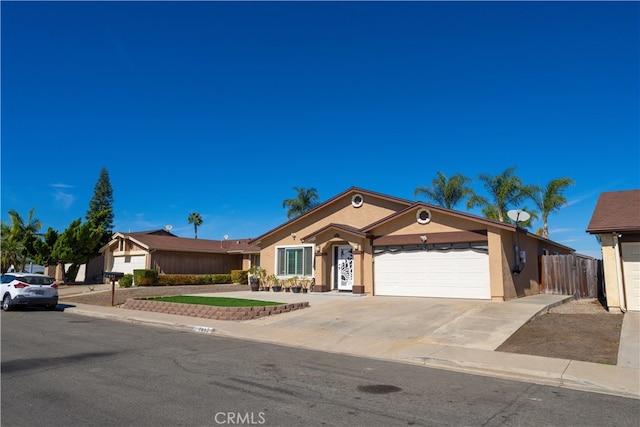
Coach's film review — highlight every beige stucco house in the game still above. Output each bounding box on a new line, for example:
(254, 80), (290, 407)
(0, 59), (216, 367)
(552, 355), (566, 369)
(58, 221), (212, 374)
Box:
(100, 229), (260, 276)
(251, 188), (573, 301)
(587, 189), (640, 312)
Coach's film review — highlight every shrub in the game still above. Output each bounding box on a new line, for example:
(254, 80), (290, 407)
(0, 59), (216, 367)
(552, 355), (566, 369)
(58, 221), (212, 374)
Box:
(155, 273), (233, 286)
(213, 274), (232, 284)
(119, 274), (134, 288)
(231, 270), (247, 284)
(133, 269), (158, 286)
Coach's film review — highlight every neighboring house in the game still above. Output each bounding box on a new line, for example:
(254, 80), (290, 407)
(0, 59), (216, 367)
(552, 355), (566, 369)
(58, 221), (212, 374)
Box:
(45, 256), (105, 284)
(587, 189), (640, 312)
(100, 229), (260, 276)
(251, 187), (573, 301)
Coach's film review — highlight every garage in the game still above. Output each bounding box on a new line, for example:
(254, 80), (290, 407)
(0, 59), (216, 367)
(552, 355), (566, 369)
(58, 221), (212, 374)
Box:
(621, 242), (640, 311)
(111, 255), (146, 275)
(374, 244), (490, 299)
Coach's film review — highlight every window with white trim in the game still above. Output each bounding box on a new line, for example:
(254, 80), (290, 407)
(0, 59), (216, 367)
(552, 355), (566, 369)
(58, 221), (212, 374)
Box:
(276, 246), (313, 277)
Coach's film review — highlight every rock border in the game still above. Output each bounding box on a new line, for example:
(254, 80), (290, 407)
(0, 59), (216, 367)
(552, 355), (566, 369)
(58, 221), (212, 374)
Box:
(122, 298), (309, 321)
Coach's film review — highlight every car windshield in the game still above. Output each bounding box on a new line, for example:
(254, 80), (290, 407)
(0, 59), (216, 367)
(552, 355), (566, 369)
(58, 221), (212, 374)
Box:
(22, 276), (54, 285)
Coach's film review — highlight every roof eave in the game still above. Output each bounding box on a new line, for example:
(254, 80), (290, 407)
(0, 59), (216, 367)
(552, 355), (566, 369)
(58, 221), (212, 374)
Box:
(250, 187), (413, 244)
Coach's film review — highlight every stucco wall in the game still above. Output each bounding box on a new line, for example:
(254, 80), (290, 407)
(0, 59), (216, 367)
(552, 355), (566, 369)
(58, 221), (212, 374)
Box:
(599, 233), (622, 311)
(375, 209), (484, 236)
(258, 194), (406, 279)
(496, 228), (573, 301)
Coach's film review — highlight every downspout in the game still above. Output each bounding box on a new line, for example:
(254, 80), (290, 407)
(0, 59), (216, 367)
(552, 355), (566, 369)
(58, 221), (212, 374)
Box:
(612, 233), (627, 313)
(148, 249), (157, 271)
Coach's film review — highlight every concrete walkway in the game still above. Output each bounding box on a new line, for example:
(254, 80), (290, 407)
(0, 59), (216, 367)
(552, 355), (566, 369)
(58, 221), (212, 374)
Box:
(59, 292), (640, 400)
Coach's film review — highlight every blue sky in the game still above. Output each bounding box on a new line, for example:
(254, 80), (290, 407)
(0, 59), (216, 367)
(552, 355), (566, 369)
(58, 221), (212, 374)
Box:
(2, 2), (638, 259)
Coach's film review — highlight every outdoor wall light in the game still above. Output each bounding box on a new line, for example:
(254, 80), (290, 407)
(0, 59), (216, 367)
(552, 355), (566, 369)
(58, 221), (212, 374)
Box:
(420, 235), (427, 243)
(291, 233), (296, 240)
(354, 243), (360, 251)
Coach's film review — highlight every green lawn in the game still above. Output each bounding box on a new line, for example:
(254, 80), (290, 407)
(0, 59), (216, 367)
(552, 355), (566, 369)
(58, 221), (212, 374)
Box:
(151, 296), (284, 307)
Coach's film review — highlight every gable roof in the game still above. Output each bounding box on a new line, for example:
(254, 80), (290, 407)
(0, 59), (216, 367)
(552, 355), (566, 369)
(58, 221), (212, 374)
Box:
(300, 223), (369, 243)
(251, 187), (413, 244)
(586, 190), (640, 233)
(101, 230), (260, 254)
(361, 202), (516, 234)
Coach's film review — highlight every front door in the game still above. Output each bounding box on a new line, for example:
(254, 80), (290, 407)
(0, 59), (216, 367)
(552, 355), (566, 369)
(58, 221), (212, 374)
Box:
(335, 245), (353, 291)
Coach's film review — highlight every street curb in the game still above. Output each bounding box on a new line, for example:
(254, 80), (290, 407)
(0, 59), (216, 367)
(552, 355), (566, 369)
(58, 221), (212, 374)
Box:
(64, 304), (640, 400)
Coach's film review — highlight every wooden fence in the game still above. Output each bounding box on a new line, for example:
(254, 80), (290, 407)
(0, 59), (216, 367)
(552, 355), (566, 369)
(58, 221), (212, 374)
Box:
(540, 254), (603, 299)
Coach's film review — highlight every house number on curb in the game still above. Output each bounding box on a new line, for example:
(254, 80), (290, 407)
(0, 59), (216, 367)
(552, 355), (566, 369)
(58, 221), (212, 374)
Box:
(194, 326), (214, 334)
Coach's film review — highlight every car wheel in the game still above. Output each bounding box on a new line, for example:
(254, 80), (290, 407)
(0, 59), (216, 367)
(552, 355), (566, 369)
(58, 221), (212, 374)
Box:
(2, 295), (12, 312)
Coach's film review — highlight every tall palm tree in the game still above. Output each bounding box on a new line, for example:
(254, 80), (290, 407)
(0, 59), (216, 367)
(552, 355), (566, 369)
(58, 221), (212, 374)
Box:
(414, 172), (475, 210)
(467, 167), (536, 222)
(533, 177), (575, 239)
(187, 212), (203, 239)
(282, 187), (320, 219)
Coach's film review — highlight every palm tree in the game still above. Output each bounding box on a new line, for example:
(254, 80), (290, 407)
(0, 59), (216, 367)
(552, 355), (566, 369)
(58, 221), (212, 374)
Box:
(483, 204), (539, 229)
(533, 177), (575, 239)
(187, 212), (203, 239)
(467, 167), (537, 222)
(282, 187), (320, 219)
(1, 208), (42, 272)
(414, 172), (475, 210)
(1, 222), (23, 272)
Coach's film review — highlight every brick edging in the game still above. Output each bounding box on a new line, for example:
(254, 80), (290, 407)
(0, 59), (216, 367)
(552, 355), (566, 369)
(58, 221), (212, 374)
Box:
(121, 298), (310, 321)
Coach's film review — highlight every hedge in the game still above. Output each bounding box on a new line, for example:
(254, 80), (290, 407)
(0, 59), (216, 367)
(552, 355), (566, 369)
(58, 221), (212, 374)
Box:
(133, 269), (159, 286)
(154, 273), (233, 286)
(231, 270), (248, 285)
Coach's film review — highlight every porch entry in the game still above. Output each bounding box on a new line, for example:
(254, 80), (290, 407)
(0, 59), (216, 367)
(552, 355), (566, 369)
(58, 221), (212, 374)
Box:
(333, 245), (354, 291)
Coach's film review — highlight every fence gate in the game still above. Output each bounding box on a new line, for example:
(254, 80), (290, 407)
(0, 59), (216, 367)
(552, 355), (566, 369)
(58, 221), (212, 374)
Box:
(540, 254), (603, 299)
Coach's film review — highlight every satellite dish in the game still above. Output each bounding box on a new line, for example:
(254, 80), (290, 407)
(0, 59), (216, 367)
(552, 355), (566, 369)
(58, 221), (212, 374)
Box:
(223, 234), (229, 240)
(164, 225), (173, 231)
(507, 209), (531, 223)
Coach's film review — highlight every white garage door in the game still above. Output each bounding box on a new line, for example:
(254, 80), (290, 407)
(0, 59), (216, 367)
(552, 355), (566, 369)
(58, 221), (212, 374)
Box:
(111, 255), (146, 275)
(621, 242), (640, 311)
(374, 248), (490, 299)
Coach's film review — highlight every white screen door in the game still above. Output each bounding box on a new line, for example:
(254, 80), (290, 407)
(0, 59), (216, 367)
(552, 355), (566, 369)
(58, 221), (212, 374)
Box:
(335, 245), (353, 291)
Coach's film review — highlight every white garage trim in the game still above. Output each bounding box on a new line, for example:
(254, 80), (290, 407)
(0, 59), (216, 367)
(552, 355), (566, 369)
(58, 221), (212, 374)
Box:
(374, 245), (490, 299)
(621, 242), (640, 311)
(111, 255), (147, 275)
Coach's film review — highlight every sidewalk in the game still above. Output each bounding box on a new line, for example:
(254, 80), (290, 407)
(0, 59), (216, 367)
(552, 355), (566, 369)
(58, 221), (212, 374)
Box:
(60, 293), (640, 400)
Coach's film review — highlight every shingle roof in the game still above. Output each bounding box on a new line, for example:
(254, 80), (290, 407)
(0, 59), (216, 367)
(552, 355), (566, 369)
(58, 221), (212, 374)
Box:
(300, 223), (369, 242)
(586, 190), (640, 233)
(113, 230), (260, 254)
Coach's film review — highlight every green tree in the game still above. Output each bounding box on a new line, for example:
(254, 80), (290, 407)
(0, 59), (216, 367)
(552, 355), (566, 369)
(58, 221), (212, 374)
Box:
(482, 205), (539, 229)
(1, 223), (23, 273)
(86, 167), (114, 247)
(0, 208), (42, 272)
(282, 187), (320, 219)
(467, 167), (537, 222)
(33, 227), (59, 267)
(188, 212), (203, 239)
(52, 213), (107, 282)
(414, 172), (475, 210)
(532, 177), (575, 239)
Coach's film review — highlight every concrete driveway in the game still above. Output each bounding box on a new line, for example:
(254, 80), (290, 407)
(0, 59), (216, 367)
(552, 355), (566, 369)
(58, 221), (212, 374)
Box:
(188, 291), (568, 357)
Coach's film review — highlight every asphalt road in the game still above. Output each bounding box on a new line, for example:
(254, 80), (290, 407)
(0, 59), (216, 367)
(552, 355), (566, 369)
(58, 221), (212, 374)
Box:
(2, 309), (638, 427)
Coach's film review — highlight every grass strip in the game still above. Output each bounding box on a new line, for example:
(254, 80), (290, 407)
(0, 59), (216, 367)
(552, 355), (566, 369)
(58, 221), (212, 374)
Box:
(150, 295), (284, 307)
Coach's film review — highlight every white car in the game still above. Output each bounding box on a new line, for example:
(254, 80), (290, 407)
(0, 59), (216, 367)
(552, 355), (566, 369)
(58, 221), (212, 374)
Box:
(1, 272), (59, 311)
